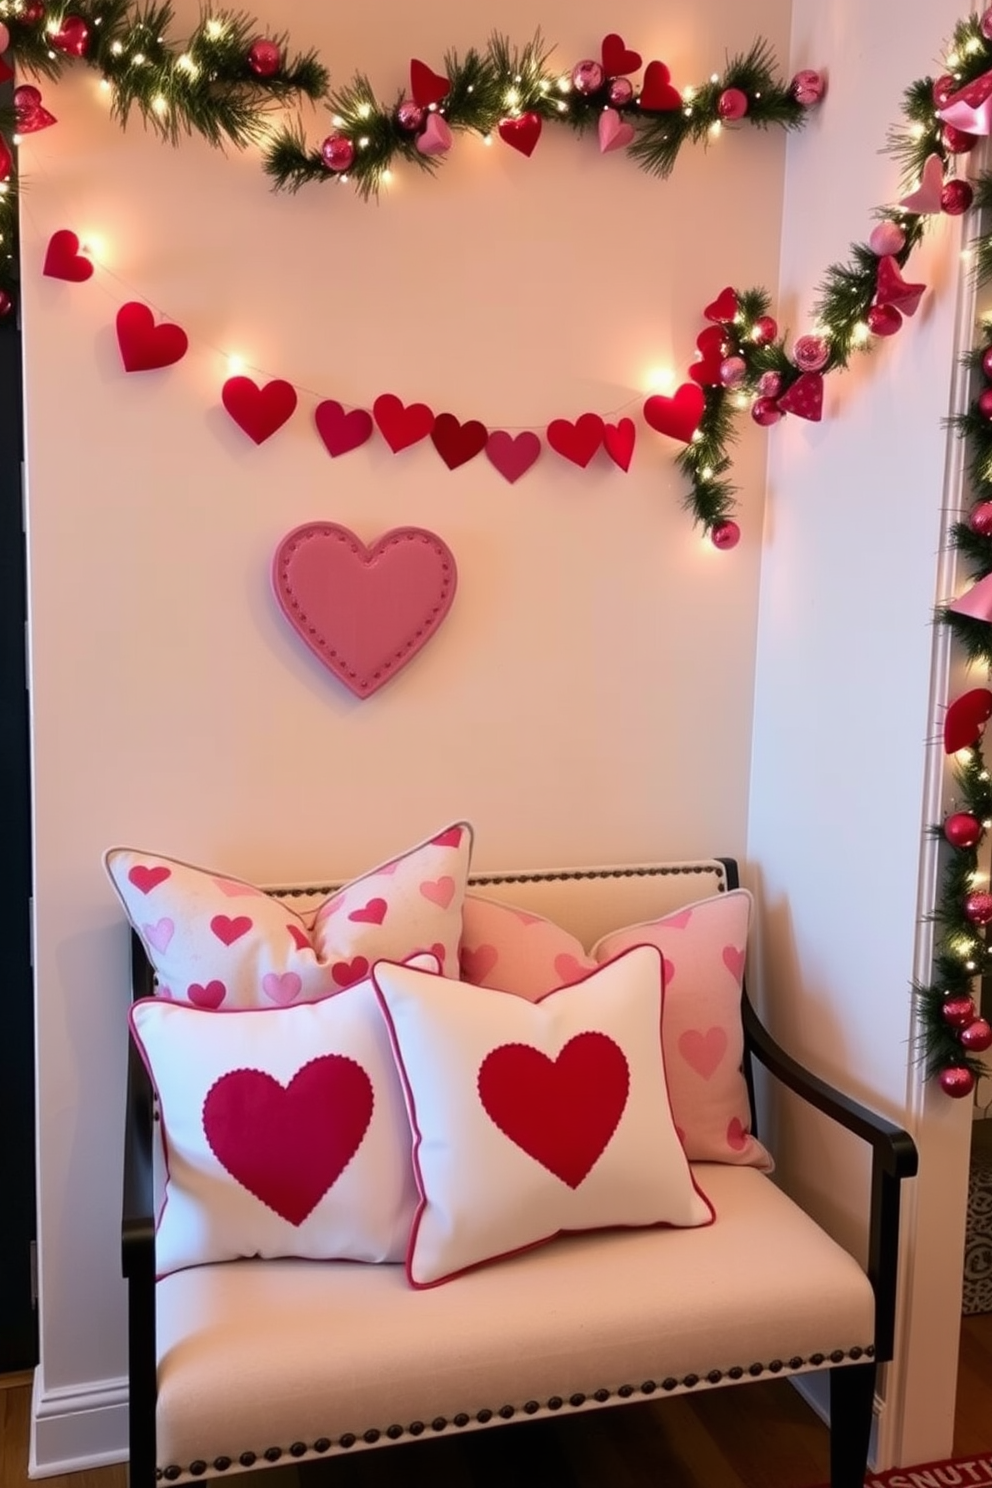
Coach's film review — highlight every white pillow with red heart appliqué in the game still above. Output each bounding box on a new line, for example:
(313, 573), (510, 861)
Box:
(105, 822), (472, 1008)
(458, 888), (771, 1172)
(373, 947), (714, 1289)
(128, 956), (439, 1277)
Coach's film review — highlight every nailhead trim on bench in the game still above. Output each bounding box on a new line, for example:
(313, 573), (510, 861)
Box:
(155, 1345), (875, 1479)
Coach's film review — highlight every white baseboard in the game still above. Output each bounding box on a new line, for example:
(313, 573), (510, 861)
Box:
(790, 1369), (882, 1469)
(28, 1368), (128, 1478)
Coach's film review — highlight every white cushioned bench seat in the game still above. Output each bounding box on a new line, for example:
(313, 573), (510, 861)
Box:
(155, 1164), (875, 1478)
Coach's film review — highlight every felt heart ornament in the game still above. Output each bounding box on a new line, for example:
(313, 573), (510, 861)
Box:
(417, 112), (453, 157)
(874, 255), (926, 317)
(777, 371), (824, 422)
(14, 85), (56, 132)
(598, 108), (635, 154)
(601, 33), (642, 76)
(372, 393), (436, 452)
(43, 229), (94, 282)
(939, 69), (992, 135)
(477, 1033), (630, 1189)
(943, 687), (992, 753)
(690, 325), (728, 386)
(410, 58), (451, 108)
(638, 60), (682, 112)
(203, 1055), (375, 1225)
(704, 286), (739, 324)
(546, 413), (605, 468)
(431, 412), (489, 469)
(485, 429), (542, 483)
(0, 60), (12, 87)
(868, 304), (903, 337)
(314, 400), (374, 457)
(115, 302), (188, 373)
(643, 383), (705, 443)
(50, 14), (91, 56)
(948, 572), (992, 624)
(498, 112), (542, 157)
(899, 153), (945, 215)
(603, 418), (636, 471)
(222, 376), (298, 444)
(272, 522), (457, 698)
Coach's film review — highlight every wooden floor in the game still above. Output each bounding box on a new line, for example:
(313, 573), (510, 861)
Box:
(2, 1314), (990, 1488)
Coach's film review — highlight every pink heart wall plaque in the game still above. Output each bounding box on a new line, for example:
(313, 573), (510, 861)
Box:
(272, 523), (457, 698)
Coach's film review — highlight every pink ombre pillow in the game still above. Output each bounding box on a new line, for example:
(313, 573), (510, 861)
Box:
(459, 889), (771, 1171)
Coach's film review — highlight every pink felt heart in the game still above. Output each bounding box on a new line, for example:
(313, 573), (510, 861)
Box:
(420, 875), (455, 909)
(944, 688), (992, 753)
(287, 924), (311, 953)
(262, 971), (303, 1006)
(899, 153), (944, 214)
(643, 383), (705, 443)
(431, 412), (489, 469)
(203, 1055), (374, 1225)
(143, 918), (174, 953)
(410, 59), (451, 108)
(704, 286), (739, 324)
(678, 1027), (728, 1080)
(188, 980), (227, 1009)
(726, 1117), (749, 1152)
(478, 1034), (629, 1188)
(598, 108), (635, 154)
(485, 430), (542, 483)
(348, 897), (387, 925)
(272, 522), (457, 698)
(874, 255), (926, 317)
(331, 956), (370, 989)
(314, 400), (374, 457)
(639, 60), (682, 112)
(546, 413), (605, 467)
(722, 945), (746, 981)
(601, 33), (642, 76)
(498, 111), (542, 157)
(43, 229), (94, 282)
(210, 914), (252, 947)
(777, 371), (824, 422)
(373, 393), (436, 452)
(416, 112), (453, 157)
(116, 302), (188, 373)
(460, 944), (499, 982)
(128, 864), (171, 894)
(222, 377), (297, 444)
(603, 418), (636, 471)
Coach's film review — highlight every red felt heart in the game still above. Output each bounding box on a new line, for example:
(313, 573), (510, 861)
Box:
(116, 302), (188, 373)
(497, 111), (542, 157)
(373, 393), (436, 452)
(222, 376), (298, 444)
(944, 688), (992, 753)
(485, 430), (542, 483)
(690, 325), (727, 386)
(643, 383), (706, 443)
(431, 412), (489, 469)
(203, 1055), (374, 1225)
(777, 371), (824, 422)
(43, 228), (93, 282)
(314, 400), (374, 457)
(0, 59), (13, 86)
(704, 286), (739, 324)
(410, 58), (451, 108)
(875, 255), (926, 317)
(50, 15), (90, 56)
(546, 413), (605, 468)
(601, 33), (642, 76)
(272, 522), (458, 698)
(639, 60), (682, 112)
(478, 1033), (630, 1188)
(603, 418), (636, 471)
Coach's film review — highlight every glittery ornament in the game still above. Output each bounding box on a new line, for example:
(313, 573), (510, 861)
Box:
(942, 994), (977, 1028)
(758, 371), (782, 399)
(50, 13), (90, 57)
(945, 812), (983, 849)
(939, 1066), (976, 1098)
(0, 21), (10, 51)
(751, 396), (783, 427)
(719, 356), (746, 387)
(320, 134), (355, 173)
(867, 304), (902, 337)
(0, 289), (12, 318)
(868, 220), (906, 257)
(941, 179), (974, 216)
(979, 388), (992, 421)
(20, 1), (45, 22)
(607, 76), (634, 107)
(933, 74), (957, 108)
(718, 87), (749, 121)
(395, 98), (425, 132)
(982, 9), (992, 41)
(792, 334), (830, 372)
(572, 59), (605, 95)
(247, 38), (281, 77)
(943, 123), (978, 154)
(970, 500), (992, 535)
(791, 69), (825, 107)
(711, 520), (741, 551)
(965, 890), (992, 924)
(961, 1017), (992, 1052)
(13, 84), (41, 109)
(752, 315), (778, 346)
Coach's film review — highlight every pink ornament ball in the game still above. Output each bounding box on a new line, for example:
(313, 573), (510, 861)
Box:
(718, 88), (749, 121)
(791, 69), (826, 108)
(869, 220), (906, 257)
(0, 22), (9, 51)
(572, 59), (605, 95)
(792, 334), (830, 372)
(939, 1065), (976, 1098)
(970, 500), (992, 535)
(961, 1017), (992, 1052)
(942, 180), (974, 216)
(711, 520), (741, 551)
(942, 994), (977, 1028)
(608, 76), (634, 108)
(965, 890), (992, 925)
(752, 315), (778, 346)
(247, 38), (281, 77)
(933, 74), (957, 108)
(395, 98), (425, 133)
(867, 304), (902, 337)
(982, 10), (992, 42)
(719, 356), (746, 388)
(979, 388), (992, 421)
(320, 134), (356, 173)
(758, 371), (782, 399)
(944, 123), (978, 154)
(751, 396), (783, 428)
(945, 812), (983, 849)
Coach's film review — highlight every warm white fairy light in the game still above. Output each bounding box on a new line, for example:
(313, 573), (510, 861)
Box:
(556, 75), (571, 93)
(205, 18), (225, 40)
(947, 49), (961, 69)
(504, 86), (521, 110)
(132, 52), (146, 65)
(645, 366), (676, 394)
(357, 103), (371, 120)
(852, 321), (872, 346)
(226, 354), (245, 375)
(483, 133), (493, 145)
(151, 94), (168, 116)
(966, 36), (984, 55)
(176, 53), (198, 77)
(710, 121), (722, 137)
(110, 39), (123, 55)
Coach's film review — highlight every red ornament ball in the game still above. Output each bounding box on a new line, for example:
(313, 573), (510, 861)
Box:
(933, 74), (957, 108)
(793, 334), (830, 372)
(247, 38), (281, 77)
(395, 98), (425, 133)
(20, 1), (45, 22)
(0, 289), (12, 319)
(758, 371), (782, 399)
(961, 1017), (992, 1052)
(943, 124), (978, 154)
(940, 1065), (976, 1098)
(978, 388), (992, 421)
(970, 500), (992, 536)
(711, 520), (741, 551)
(718, 88), (749, 121)
(13, 84), (42, 110)
(982, 10), (992, 41)
(867, 304), (902, 337)
(608, 76), (634, 108)
(752, 315), (778, 346)
(945, 812), (983, 849)
(751, 396), (783, 428)
(792, 69), (826, 108)
(571, 60), (605, 95)
(320, 134), (355, 173)
(965, 890), (992, 925)
(719, 356), (746, 388)
(942, 994), (977, 1028)
(942, 180), (974, 216)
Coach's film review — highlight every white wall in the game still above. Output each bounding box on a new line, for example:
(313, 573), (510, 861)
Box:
(748, 0), (975, 1466)
(19, 0), (793, 1469)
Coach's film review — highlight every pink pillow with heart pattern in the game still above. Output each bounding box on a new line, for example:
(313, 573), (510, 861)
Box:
(459, 888), (771, 1172)
(373, 947), (714, 1288)
(105, 823), (472, 1009)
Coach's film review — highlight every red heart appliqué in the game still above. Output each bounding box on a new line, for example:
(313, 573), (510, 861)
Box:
(485, 430), (542, 483)
(116, 302), (188, 373)
(222, 376), (298, 444)
(373, 393), (436, 452)
(639, 60), (682, 112)
(498, 112), (542, 157)
(431, 412), (489, 469)
(272, 522), (457, 698)
(546, 413), (605, 468)
(643, 383), (706, 443)
(410, 58), (451, 108)
(601, 33), (642, 76)
(704, 286), (739, 324)
(43, 229), (94, 282)
(203, 1055), (374, 1225)
(478, 1033), (630, 1189)
(603, 418), (636, 472)
(314, 400), (374, 457)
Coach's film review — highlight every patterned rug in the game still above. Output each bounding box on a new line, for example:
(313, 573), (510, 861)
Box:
(813, 1456), (992, 1487)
